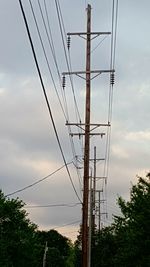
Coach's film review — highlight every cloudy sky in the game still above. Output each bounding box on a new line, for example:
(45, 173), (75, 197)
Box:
(1, 0), (150, 241)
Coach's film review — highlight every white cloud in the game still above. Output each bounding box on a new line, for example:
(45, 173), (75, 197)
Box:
(125, 130), (150, 141)
(111, 144), (129, 159)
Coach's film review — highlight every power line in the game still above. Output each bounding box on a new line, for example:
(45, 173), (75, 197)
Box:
(32, 0), (83, 183)
(54, 219), (81, 229)
(91, 35), (108, 54)
(100, 0), (119, 231)
(5, 162), (72, 197)
(56, 0), (84, 150)
(36, 0), (83, 181)
(54, 0), (84, 194)
(43, 0), (71, 122)
(54, 0), (81, 123)
(28, 0), (67, 120)
(25, 202), (81, 208)
(18, 0), (82, 204)
(55, 1), (84, 197)
(60, 230), (79, 235)
(30, 0), (82, 177)
(103, 0), (119, 179)
(113, 0), (119, 69)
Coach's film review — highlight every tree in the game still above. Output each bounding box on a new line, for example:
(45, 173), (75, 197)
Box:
(73, 225), (82, 267)
(35, 229), (72, 267)
(0, 191), (74, 266)
(0, 190), (37, 267)
(93, 227), (116, 267)
(86, 173), (150, 267)
(113, 173), (150, 266)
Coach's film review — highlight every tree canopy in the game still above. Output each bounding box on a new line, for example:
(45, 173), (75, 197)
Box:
(0, 190), (72, 266)
(0, 190), (37, 266)
(91, 173), (150, 267)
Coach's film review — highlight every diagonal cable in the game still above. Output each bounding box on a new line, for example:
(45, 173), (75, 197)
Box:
(18, 0), (82, 204)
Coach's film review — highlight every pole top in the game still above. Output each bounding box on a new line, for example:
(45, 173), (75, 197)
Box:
(86, 4), (92, 10)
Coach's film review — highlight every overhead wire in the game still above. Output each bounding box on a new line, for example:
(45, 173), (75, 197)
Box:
(32, 1), (83, 191)
(104, 0), (119, 179)
(43, 0), (70, 122)
(60, 230), (79, 236)
(91, 35), (108, 54)
(5, 162), (72, 197)
(100, 4), (115, 223)
(56, 0), (84, 145)
(54, 0), (84, 194)
(18, 0), (82, 204)
(103, 0), (115, 181)
(54, 219), (81, 229)
(112, 0), (119, 69)
(38, 0), (79, 158)
(28, 0), (67, 121)
(102, 0), (119, 223)
(44, 0), (83, 197)
(55, 0), (81, 123)
(39, 0), (82, 171)
(25, 203), (81, 208)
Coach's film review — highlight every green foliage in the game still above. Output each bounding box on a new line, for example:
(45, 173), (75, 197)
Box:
(113, 173), (150, 267)
(35, 229), (71, 266)
(0, 190), (74, 266)
(93, 227), (116, 267)
(73, 226), (82, 267)
(85, 173), (150, 267)
(0, 190), (37, 267)
(2, 173), (150, 266)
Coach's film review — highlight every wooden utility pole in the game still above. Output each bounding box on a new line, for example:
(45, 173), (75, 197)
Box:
(43, 241), (48, 267)
(92, 146), (96, 233)
(82, 5), (91, 267)
(88, 171), (93, 267)
(98, 190), (101, 232)
(62, 4), (113, 266)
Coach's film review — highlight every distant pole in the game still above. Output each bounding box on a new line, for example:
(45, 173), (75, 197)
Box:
(43, 241), (48, 267)
(82, 4), (91, 267)
(92, 146), (96, 233)
(98, 191), (101, 232)
(88, 172), (93, 267)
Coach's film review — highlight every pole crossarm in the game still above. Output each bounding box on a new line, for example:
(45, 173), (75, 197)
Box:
(89, 158), (105, 161)
(95, 200), (106, 203)
(97, 212), (107, 215)
(70, 133), (105, 137)
(67, 31), (111, 42)
(62, 69), (115, 80)
(96, 176), (107, 180)
(67, 32), (111, 41)
(66, 122), (111, 132)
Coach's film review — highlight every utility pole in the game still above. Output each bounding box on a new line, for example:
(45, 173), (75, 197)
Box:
(95, 190), (107, 232)
(43, 241), (48, 267)
(98, 190), (101, 232)
(62, 4), (113, 266)
(92, 146), (97, 233)
(88, 171), (93, 267)
(82, 5), (91, 267)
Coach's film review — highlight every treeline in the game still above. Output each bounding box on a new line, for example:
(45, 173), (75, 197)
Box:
(1, 173), (150, 266)
(0, 190), (74, 267)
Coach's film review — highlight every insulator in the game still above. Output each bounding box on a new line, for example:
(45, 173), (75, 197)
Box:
(110, 73), (115, 86)
(67, 35), (71, 50)
(62, 76), (66, 89)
